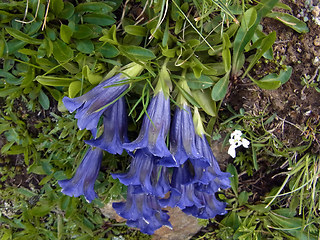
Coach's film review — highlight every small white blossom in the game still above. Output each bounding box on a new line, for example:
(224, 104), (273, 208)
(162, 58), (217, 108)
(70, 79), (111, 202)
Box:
(228, 130), (250, 158)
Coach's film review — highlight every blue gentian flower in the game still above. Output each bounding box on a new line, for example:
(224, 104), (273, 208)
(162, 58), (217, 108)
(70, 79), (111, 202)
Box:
(58, 147), (103, 203)
(112, 149), (170, 197)
(123, 91), (174, 165)
(160, 164), (202, 209)
(193, 134), (231, 189)
(113, 185), (172, 235)
(182, 189), (228, 219)
(63, 74), (128, 137)
(85, 97), (128, 155)
(163, 105), (209, 167)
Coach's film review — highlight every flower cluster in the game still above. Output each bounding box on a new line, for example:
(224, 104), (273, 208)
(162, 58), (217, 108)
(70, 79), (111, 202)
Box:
(59, 63), (231, 235)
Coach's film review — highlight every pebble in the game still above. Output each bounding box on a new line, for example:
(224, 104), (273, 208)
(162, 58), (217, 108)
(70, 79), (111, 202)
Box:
(314, 37), (320, 46)
(312, 6), (320, 17)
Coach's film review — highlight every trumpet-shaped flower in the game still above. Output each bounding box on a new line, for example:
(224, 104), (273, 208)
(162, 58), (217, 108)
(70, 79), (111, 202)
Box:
(123, 91), (174, 163)
(193, 134), (231, 189)
(113, 185), (172, 235)
(58, 147), (103, 203)
(165, 105), (208, 167)
(63, 74), (128, 137)
(228, 130), (250, 158)
(160, 164), (202, 209)
(112, 149), (170, 197)
(182, 189), (228, 219)
(85, 97), (128, 155)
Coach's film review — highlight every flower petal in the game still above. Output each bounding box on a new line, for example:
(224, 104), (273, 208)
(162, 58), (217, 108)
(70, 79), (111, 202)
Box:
(85, 97), (128, 155)
(58, 147), (103, 203)
(167, 105), (208, 167)
(62, 74), (129, 137)
(123, 91), (173, 162)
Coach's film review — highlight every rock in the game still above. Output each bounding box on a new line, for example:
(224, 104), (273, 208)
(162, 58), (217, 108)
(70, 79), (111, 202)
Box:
(100, 202), (126, 222)
(312, 6), (320, 18)
(152, 207), (202, 240)
(101, 203), (202, 239)
(314, 37), (320, 46)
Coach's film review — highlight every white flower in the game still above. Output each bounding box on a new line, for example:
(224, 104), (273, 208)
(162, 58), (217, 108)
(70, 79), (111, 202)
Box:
(228, 130), (250, 158)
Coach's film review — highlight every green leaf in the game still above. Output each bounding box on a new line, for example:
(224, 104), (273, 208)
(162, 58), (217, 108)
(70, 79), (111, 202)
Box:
(35, 76), (75, 86)
(44, 86), (62, 101)
(73, 25), (94, 39)
(99, 25), (118, 44)
(82, 65), (103, 85)
(192, 89), (217, 117)
(30, 204), (52, 217)
(0, 87), (21, 97)
(68, 81), (82, 98)
(278, 66), (292, 84)
(75, 39), (94, 54)
(17, 187), (37, 198)
(124, 25), (147, 36)
(249, 74), (281, 90)
(249, 67), (292, 90)
(247, 204), (270, 213)
(75, 2), (113, 14)
(238, 191), (249, 206)
(60, 24), (73, 44)
(5, 27), (42, 45)
(83, 14), (115, 26)
(227, 164), (239, 196)
(98, 43), (119, 58)
(211, 72), (229, 101)
(39, 89), (50, 110)
(267, 12), (309, 33)
(242, 31), (277, 77)
(58, 1), (74, 19)
(186, 73), (213, 90)
(232, 0), (279, 75)
(50, 0), (64, 15)
(52, 39), (73, 62)
(119, 45), (156, 61)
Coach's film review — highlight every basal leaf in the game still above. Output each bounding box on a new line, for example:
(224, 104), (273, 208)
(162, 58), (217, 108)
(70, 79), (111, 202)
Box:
(0, 87), (21, 97)
(50, 0), (64, 16)
(249, 74), (281, 90)
(39, 89), (50, 110)
(5, 27), (42, 45)
(60, 24), (73, 44)
(232, 0), (279, 75)
(192, 89), (217, 117)
(73, 25), (94, 40)
(35, 76), (75, 86)
(124, 25), (147, 37)
(250, 66), (292, 90)
(68, 81), (82, 98)
(83, 14), (115, 26)
(58, 1), (74, 19)
(75, 2), (113, 14)
(186, 73), (213, 90)
(52, 39), (73, 62)
(267, 12), (309, 33)
(76, 39), (94, 54)
(98, 43), (119, 58)
(227, 164), (239, 196)
(211, 72), (230, 101)
(119, 45), (156, 61)
(242, 31), (276, 77)
(278, 66), (292, 84)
